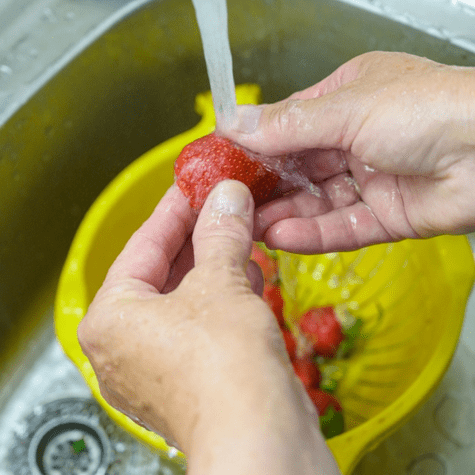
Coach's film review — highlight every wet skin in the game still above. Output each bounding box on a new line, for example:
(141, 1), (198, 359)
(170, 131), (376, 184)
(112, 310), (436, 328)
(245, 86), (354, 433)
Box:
(78, 181), (342, 475)
(77, 51), (475, 475)
(224, 51), (475, 253)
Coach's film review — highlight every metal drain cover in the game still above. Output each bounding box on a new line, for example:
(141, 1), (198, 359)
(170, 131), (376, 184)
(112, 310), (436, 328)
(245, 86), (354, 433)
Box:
(29, 416), (110, 475)
(7, 396), (186, 475)
(8, 398), (112, 475)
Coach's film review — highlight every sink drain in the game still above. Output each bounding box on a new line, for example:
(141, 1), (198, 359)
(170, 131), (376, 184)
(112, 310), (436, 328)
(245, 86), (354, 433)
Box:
(29, 416), (110, 475)
(7, 396), (186, 475)
(7, 397), (112, 475)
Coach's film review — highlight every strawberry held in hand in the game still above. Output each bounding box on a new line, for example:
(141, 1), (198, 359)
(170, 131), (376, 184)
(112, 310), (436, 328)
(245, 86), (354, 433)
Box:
(174, 132), (280, 210)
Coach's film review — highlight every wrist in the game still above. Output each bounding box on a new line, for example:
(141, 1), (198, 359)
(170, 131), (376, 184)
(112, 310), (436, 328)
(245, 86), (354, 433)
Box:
(186, 358), (341, 475)
(445, 65), (475, 148)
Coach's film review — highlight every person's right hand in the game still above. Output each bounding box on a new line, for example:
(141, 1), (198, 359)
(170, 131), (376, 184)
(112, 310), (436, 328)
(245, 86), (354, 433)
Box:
(77, 180), (342, 475)
(224, 51), (475, 254)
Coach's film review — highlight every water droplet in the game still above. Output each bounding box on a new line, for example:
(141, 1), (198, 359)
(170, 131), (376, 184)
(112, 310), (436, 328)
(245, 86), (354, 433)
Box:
(14, 422), (28, 438)
(434, 395), (475, 447)
(241, 49), (252, 60)
(327, 274), (339, 289)
(7, 152), (18, 163)
(298, 262), (307, 274)
(115, 442), (126, 453)
(406, 453), (447, 475)
(15, 118), (27, 130)
(0, 64), (13, 76)
(257, 72), (268, 84)
(168, 446), (179, 458)
(42, 8), (58, 23)
(312, 263), (324, 281)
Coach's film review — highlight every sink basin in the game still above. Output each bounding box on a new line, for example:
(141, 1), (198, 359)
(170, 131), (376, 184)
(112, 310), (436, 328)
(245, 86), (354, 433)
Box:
(1, 0), (475, 473)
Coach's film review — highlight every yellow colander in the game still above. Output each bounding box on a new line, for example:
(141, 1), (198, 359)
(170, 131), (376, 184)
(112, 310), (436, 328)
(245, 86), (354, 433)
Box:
(54, 84), (475, 474)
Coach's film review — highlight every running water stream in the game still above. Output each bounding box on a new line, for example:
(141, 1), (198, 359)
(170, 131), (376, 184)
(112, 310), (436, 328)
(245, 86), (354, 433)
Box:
(191, 0), (322, 197)
(191, 0), (237, 130)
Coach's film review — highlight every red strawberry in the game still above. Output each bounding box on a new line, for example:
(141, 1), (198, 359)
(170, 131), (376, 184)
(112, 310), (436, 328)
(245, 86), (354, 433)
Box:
(292, 356), (322, 388)
(298, 307), (345, 359)
(251, 243), (279, 283)
(281, 329), (297, 360)
(307, 388), (342, 414)
(307, 388), (344, 439)
(263, 283), (284, 327)
(174, 133), (279, 210)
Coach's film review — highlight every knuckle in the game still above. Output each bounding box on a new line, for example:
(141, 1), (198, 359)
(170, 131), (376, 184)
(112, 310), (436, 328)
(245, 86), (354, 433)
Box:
(210, 229), (250, 260)
(77, 318), (93, 353)
(97, 381), (113, 404)
(196, 214), (251, 254)
(77, 311), (107, 356)
(269, 99), (305, 135)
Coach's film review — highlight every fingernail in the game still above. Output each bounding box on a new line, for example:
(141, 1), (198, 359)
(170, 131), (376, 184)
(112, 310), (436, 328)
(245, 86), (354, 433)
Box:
(235, 104), (263, 134)
(211, 180), (250, 217)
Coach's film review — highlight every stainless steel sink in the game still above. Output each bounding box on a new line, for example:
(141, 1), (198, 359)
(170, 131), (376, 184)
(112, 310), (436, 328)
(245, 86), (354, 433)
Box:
(1, 0), (475, 473)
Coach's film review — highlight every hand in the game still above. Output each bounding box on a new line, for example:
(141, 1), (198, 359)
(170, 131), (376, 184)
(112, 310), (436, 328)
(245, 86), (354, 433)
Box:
(224, 51), (475, 254)
(77, 180), (341, 475)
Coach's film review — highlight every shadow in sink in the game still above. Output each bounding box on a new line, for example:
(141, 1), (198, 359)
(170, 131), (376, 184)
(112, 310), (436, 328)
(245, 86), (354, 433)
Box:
(1, 0), (475, 473)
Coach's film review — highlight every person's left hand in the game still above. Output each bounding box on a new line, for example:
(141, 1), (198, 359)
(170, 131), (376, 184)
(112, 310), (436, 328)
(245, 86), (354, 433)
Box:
(224, 52), (475, 254)
(77, 180), (341, 475)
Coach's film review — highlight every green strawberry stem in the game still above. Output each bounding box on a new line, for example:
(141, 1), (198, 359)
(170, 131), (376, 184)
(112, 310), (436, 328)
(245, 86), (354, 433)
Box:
(320, 406), (345, 439)
(337, 317), (363, 359)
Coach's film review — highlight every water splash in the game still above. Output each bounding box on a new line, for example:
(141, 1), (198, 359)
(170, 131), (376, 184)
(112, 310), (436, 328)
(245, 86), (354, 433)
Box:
(247, 150), (322, 198)
(191, 0), (237, 130)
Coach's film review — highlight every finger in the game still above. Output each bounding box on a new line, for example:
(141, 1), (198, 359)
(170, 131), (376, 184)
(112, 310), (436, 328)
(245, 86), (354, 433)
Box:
(222, 60), (365, 157)
(193, 180), (254, 268)
(254, 173), (360, 240)
(161, 237), (195, 294)
(105, 184), (196, 292)
(246, 260), (265, 296)
(263, 201), (393, 254)
(287, 56), (361, 100)
(229, 92), (363, 157)
(275, 149), (350, 195)
(302, 149), (350, 182)
(254, 190), (332, 241)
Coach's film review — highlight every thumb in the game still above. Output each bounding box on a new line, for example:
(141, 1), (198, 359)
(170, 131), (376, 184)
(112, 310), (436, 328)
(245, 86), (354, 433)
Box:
(224, 94), (355, 157)
(192, 180), (254, 268)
